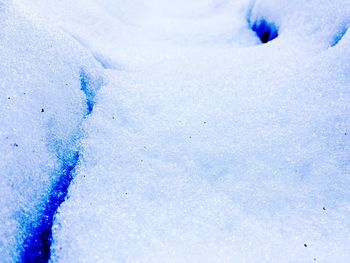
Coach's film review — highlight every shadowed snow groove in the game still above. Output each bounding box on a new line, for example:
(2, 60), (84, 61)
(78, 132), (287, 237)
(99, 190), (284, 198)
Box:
(246, 1), (279, 44)
(20, 69), (103, 263)
(331, 26), (349, 47)
(250, 18), (278, 43)
(21, 152), (80, 263)
(80, 70), (98, 115)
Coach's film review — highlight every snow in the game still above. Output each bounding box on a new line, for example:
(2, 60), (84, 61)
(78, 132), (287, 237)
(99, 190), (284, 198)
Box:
(1, 0), (350, 262)
(0, 1), (102, 261)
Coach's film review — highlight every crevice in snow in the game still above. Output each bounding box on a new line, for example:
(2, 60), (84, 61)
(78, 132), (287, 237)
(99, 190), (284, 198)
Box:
(250, 18), (279, 44)
(330, 26), (349, 47)
(21, 152), (79, 263)
(246, 0), (279, 44)
(20, 69), (103, 263)
(80, 69), (103, 115)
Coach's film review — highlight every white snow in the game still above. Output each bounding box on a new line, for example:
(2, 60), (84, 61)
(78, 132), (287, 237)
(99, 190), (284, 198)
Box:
(1, 0), (350, 262)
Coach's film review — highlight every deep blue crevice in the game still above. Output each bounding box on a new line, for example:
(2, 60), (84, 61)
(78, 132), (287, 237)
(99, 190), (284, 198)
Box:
(251, 19), (279, 44)
(21, 69), (103, 262)
(21, 152), (80, 263)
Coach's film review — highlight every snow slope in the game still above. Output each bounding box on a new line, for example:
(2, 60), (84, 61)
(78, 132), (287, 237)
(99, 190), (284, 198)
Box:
(0, 1), (102, 261)
(1, 0), (350, 262)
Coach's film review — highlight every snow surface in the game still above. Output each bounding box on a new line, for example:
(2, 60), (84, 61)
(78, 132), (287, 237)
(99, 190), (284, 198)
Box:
(1, 0), (350, 262)
(0, 1), (102, 261)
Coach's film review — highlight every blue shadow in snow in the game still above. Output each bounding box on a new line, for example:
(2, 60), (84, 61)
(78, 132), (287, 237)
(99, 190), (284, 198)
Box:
(21, 69), (103, 262)
(331, 26), (348, 47)
(21, 152), (79, 263)
(80, 69), (103, 115)
(251, 19), (279, 44)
